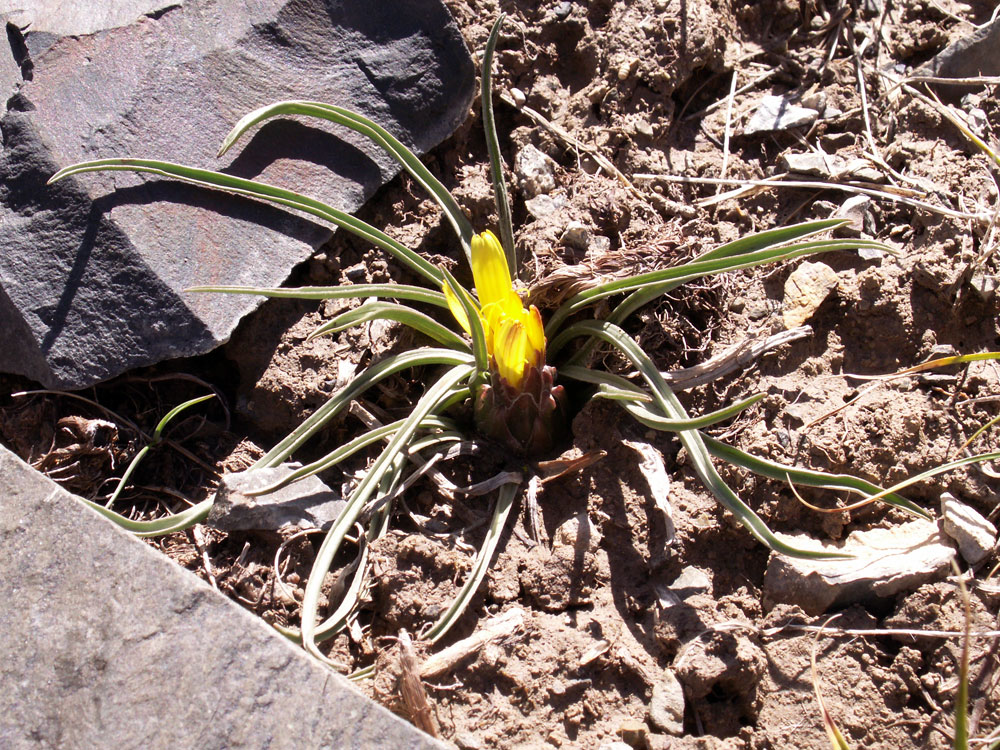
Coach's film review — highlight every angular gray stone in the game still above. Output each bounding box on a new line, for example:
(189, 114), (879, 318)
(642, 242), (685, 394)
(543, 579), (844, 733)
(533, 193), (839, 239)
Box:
(782, 260), (838, 328)
(0, 0), (474, 389)
(744, 94), (818, 135)
(913, 16), (1000, 82)
(0, 444), (443, 750)
(648, 669), (685, 735)
(515, 142), (558, 197)
(940, 492), (997, 566)
(208, 464), (347, 532)
(764, 519), (954, 615)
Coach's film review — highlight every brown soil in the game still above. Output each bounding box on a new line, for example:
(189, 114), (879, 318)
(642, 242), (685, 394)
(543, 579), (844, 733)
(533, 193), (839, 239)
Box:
(3, 1), (1000, 748)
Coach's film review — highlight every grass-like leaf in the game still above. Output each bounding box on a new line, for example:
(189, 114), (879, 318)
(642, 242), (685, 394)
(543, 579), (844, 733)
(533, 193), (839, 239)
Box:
(701, 436), (929, 519)
(547, 235), (890, 335)
(560, 365), (763, 429)
(82, 496), (213, 537)
(299, 363), (476, 662)
(188, 283), (448, 307)
(549, 320), (848, 559)
(422, 479), (520, 643)
(309, 301), (470, 351)
(481, 14), (516, 275)
(105, 393), (215, 509)
(48, 158), (443, 285)
(254, 348), (473, 468)
(248, 416), (459, 496)
(217, 100), (474, 260)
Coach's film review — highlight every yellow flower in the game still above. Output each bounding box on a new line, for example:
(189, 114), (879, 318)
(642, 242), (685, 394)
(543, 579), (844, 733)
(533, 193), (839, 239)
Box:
(444, 230), (545, 390)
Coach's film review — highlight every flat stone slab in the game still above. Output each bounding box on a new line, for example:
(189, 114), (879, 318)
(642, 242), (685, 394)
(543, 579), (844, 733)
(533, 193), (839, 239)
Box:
(0, 0), (474, 388)
(0, 444), (443, 750)
(764, 519), (955, 615)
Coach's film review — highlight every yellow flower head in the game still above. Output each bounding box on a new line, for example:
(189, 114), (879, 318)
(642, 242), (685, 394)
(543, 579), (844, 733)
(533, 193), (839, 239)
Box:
(444, 230), (546, 390)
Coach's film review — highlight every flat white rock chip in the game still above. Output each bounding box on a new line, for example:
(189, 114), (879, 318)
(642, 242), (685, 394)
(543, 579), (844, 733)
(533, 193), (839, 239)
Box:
(745, 94), (819, 135)
(782, 260), (839, 328)
(940, 492), (997, 565)
(764, 519), (954, 615)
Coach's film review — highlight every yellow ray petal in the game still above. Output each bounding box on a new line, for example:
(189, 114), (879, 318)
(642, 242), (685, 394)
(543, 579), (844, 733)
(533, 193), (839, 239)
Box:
(471, 230), (512, 307)
(496, 318), (529, 389)
(442, 281), (472, 335)
(525, 305), (546, 366)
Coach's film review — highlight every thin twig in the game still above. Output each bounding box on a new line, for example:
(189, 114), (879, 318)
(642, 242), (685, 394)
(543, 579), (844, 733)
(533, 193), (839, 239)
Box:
(659, 325), (814, 390)
(717, 70), (738, 195)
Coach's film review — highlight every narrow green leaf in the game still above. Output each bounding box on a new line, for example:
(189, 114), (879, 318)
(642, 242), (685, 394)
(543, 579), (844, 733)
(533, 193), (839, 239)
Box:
(481, 14), (516, 275)
(48, 158), (443, 285)
(299, 364), (476, 662)
(217, 100), (474, 260)
(81, 497), (213, 537)
(560, 363), (926, 518)
(105, 393), (215, 509)
(953, 565), (971, 750)
(422, 480), (520, 643)
(550, 320), (849, 559)
(248, 416), (458, 496)
(694, 218), (848, 263)
(701, 435), (930, 519)
(561, 364), (763, 428)
(254, 348), (474, 468)
(310, 301), (469, 352)
(547, 237), (889, 335)
(303, 431), (467, 644)
(187, 283), (448, 307)
(152, 394), (216, 441)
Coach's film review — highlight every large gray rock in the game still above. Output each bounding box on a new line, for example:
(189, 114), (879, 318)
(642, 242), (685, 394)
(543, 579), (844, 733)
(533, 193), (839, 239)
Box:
(0, 443), (443, 750)
(0, 0), (474, 388)
(913, 15), (1000, 81)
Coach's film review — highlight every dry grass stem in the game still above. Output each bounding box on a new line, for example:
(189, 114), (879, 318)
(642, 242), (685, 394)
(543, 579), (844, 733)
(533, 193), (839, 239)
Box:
(419, 607), (524, 680)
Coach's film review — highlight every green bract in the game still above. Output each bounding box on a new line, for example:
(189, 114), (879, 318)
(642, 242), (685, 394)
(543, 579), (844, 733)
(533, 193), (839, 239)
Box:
(49, 15), (932, 664)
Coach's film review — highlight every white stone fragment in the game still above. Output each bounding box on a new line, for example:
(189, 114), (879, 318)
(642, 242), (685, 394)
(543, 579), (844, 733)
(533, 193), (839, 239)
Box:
(515, 143), (557, 197)
(624, 440), (676, 547)
(940, 492), (997, 565)
(745, 94), (819, 135)
(764, 519), (955, 615)
(648, 669), (685, 735)
(782, 260), (839, 328)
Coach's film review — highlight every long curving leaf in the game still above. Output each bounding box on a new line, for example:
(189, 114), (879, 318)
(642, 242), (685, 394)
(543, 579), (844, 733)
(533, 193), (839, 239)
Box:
(48, 159), (443, 285)
(481, 14), (516, 275)
(549, 320), (849, 559)
(422, 479), (520, 643)
(561, 363), (926, 518)
(701, 435), (929, 519)
(303, 431), (466, 644)
(188, 283), (448, 308)
(274, 431), (462, 646)
(81, 497), (213, 537)
(310, 301), (470, 351)
(547, 236), (889, 335)
(105, 393), (216, 509)
(545, 218), (869, 341)
(248, 416), (459, 496)
(560, 365), (763, 430)
(255, 348), (474, 468)
(217, 100), (474, 260)
(299, 363), (476, 662)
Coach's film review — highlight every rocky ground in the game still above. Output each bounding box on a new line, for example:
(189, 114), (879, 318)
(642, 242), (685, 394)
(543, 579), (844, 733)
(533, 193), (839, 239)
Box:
(3, 0), (1000, 748)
